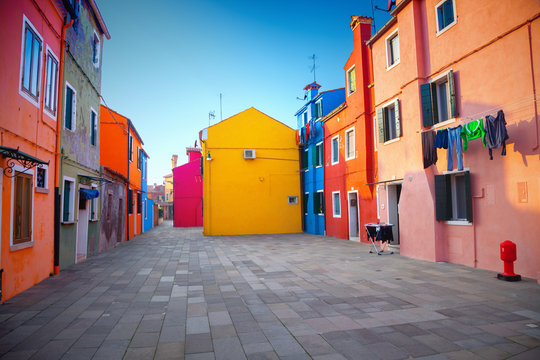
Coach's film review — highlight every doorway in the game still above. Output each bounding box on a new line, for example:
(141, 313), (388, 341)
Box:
(348, 191), (359, 241)
(386, 183), (402, 244)
(76, 188), (89, 263)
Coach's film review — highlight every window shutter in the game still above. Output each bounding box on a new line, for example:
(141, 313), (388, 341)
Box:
(448, 69), (457, 118)
(71, 92), (76, 128)
(421, 83), (433, 127)
(65, 88), (72, 129)
(464, 171), (473, 222)
(430, 83), (439, 125)
(434, 174), (452, 221)
(377, 108), (385, 143)
(394, 99), (401, 137)
(444, 0), (454, 27)
(311, 145), (316, 167)
(63, 181), (70, 221)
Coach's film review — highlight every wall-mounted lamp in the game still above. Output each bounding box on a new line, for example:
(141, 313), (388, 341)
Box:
(206, 152), (212, 161)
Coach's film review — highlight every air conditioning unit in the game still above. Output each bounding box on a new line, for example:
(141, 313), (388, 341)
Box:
(243, 149), (256, 159)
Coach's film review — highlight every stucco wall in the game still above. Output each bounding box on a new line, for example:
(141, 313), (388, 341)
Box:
(99, 180), (125, 252)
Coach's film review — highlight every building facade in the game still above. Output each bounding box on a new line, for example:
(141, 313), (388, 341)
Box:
(173, 146), (203, 227)
(99, 166), (126, 252)
(140, 149), (153, 233)
(323, 16), (378, 242)
(296, 83), (345, 235)
(369, 0), (540, 280)
(201, 108), (302, 235)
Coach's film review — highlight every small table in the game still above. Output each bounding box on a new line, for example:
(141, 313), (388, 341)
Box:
(365, 223), (394, 255)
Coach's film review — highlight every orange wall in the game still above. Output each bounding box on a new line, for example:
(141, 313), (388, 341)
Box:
(372, 0), (540, 280)
(100, 105), (128, 177)
(128, 128), (142, 238)
(0, 0), (63, 300)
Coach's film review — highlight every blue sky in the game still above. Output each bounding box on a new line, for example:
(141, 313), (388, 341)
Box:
(97, 0), (391, 185)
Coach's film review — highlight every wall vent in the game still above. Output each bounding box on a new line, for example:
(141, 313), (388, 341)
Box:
(244, 149), (256, 159)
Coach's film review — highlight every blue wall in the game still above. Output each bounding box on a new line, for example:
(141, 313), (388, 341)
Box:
(140, 151), (153, 232)
(296, 86), (345, 235)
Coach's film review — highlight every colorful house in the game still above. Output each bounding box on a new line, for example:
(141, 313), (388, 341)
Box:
(323, 16), (378, 242)
(201, 108), (302, 235)
(99, 165), (126, 251)
(100, 105), (145, 241)
(57, 0), (109, 269)
(0, 0), (66, 300)
(173, 146), (203, 227)
(296, 83), (345, 235)
(368, 0), (540, 281)
(162, 155), (176, 220)
(140, 149), (153, 233)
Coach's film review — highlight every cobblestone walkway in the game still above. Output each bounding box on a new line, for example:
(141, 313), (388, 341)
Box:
(1, 222), (539, 360)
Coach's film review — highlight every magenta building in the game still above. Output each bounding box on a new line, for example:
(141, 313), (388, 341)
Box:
(173, 146), (203, 227)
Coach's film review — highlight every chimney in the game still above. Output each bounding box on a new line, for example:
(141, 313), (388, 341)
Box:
(350, 16), (373, 48)
(303, 82), (321, 102)
(186, 146), (202, 163)
(171, 154), (178, 169)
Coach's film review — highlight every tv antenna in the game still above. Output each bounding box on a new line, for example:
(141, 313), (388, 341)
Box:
(310, 54), (317, 83)
(208, 111), (215, 126)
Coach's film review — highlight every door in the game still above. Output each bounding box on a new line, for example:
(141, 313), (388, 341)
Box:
(348, 192), (359, 241)
(386, 183), (402, 244)
(76, 193), (89, 263)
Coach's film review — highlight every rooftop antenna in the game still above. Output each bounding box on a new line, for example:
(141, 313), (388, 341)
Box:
(219, 93), (223, 122)
(208, 111), (215, 126)
(310, 54), (317, 83)
(370, 0), (377, 32)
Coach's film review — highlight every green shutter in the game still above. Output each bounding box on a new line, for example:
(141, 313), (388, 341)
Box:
(63, 181), (70, 221)
(301, 149), (308, 170)
(200, 156), (203, 176)
(394, 99), (401, 137)
(435, 174), (452, 221)
(377, 108), (385, 143)
(448, 69), (457, 118)
(303, 193), (309, 214)
(464, 171), (473, 222)
(65, 88), (72, 129)
(421, 83), (433, 127)
(311, 145), (316, 167)
(431, 83), (439, 125)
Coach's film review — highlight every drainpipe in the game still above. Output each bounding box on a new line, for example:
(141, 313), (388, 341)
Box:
(528, 24), (539, 151)
(53, 17), (73, 275)
(126, 121), (131, 241)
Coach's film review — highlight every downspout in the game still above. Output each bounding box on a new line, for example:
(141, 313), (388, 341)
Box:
(126, 121), (131, 241)
(528, 23), (539, 151)
(321, 120), (327, 235)
(53, 17), (73, 275)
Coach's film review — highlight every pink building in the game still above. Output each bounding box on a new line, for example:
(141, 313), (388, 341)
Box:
(173, 146), (203, 227)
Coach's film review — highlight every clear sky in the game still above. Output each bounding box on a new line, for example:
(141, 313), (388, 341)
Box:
(96, 0), (391, 186)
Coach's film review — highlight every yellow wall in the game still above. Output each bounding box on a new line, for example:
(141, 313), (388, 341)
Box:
(164, 174), (173, 201)
(202, 107), (302, 235)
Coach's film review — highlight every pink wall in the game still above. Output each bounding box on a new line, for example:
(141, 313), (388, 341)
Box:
(173, 149), (203, 227)
(371, 0), (540, 281)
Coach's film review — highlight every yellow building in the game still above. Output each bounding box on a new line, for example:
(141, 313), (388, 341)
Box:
(201, 108), (302, 235)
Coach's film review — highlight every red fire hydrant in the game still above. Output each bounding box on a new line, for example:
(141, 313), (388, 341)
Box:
(497, 240), (521, 282)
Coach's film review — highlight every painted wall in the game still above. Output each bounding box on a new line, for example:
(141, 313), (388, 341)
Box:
(99, 169), (125, 252)
(140, 149), (152, 232)
(202, 108), (302, 235)
(163, 173), (173, 220)
(324, 16), (378, 243)
(371, 0), (540, 281)
(0, 0), (63, 299)
(173, 148), (203, 227)
(144, 198), (154, 232)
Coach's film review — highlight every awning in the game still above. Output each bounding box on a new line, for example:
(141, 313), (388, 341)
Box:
(0, 146), (49, 178)
(79, 188), (99, 200)
(78, 174), (112, 185)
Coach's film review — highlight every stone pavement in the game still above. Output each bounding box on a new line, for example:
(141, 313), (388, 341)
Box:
(1, 222), (540, 360)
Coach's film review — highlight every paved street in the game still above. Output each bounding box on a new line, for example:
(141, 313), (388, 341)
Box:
(1, 222), (539, 360)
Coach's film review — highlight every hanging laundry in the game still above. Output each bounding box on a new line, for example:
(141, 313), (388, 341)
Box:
(422, 130), (437, 169)
(460, 118), (485, 151)
(296, 130), (300, 145)
(447, 125), (464, 171)
(484, 110), (509, 160)
(306, 122), (310, 139)
(434, 128), (448, 149)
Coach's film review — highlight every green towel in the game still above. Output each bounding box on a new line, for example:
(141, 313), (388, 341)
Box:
(460, 119), (486, 151)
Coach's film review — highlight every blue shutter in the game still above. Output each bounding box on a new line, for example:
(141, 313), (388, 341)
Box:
(421, 84), (433, 127)
(444, 0), (454, 28)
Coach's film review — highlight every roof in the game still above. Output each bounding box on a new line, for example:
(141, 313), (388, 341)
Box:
(366, 0), (412, 46)
(321, 102), (347, 123)
(205, 107), (295, 132)
(88, 0), (111, 39)
(294, 88), (346, 116)
(303, 82), (321, 91)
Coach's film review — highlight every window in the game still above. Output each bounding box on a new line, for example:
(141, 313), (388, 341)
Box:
(128, 189), (133, 214)
(90, 184), (98, 220)
(90, 108), (97, 146)
(331, 136), (339, 165)
(314, 142), (322, 167)
(303, 193), (309, 215)
(44, 50), (59, 116)
(128, 135), (133, 162)
(332, 191), (341, 218)
(301, 148), (308, 170)
(288, 196), (298, 205)
(64, 83), (76, 131)
(421, 70), (457, 127)
(347, 66), (356, 95)
(20, 18), (42, 103)
(345, 128), (355, 160)
(436, 0), (456, 34)
(13, 172), (33, 245)
(435, 170), (472, 223)
(144, 159), (147, 180)
(137, 193), (142, 214)
(92, 31), (100, 66)
(313, 191), (324, 215)
(62, 177), (75, 222)
(314, 101), (322, 119)
(386, 30), (400, 69)
(165, 193), (169, 202)
(377, 99), (401, 143)
(144, 199), (148, 219)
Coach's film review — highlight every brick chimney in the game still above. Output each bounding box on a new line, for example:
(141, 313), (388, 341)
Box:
(171, 154), (178, 169)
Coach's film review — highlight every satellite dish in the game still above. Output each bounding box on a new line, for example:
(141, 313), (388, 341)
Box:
(386, 0), (396, 12)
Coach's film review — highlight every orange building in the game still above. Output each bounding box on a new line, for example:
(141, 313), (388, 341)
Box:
(368, 0), (540, 281)
(0, 0), (65, 300)
(100, 105), (145, 240)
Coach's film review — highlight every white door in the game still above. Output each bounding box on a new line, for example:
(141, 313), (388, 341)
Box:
(76, 195), (89, 263)
(386, 183), (402, 244)
(348, 192), (359, 241)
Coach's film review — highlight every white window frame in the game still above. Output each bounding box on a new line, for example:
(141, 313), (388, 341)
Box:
(430, 70), (456, 128)
(10, 164), (35, 251)
(144, 199), (148, 219)
(373, 116), (378, 152)
(380, 98), (401, 144)
(128, 134), (133, 162)
(35, 164), (49, 192)
(304, 192), (309, 215)
(346, 65), (356, 96)
(92, 30), (101, 67)
(435, 0), (457, 36)
(331, 135), (339, 165)
(332, 191), (341, 218)
(345, 127), (355, 161)
(44, 46), (59, 120)
(303, 148), (309, 172)
(315, 141), (323, 168)
(314, 100), (323, 119)
(316, 190), (324, 216)
(90, 107), (98, 146)
(441, 168), (472, 226)
(90, 183), (99, 221)
(64, 81), (77, 131)
(303, 111), (308, 126)
(61, 176), (76, 224)
(385, 28), (400, 70)
(19, 15), (43, 107)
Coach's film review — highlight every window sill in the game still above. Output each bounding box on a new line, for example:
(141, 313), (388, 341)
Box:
(11, 241), (34, 252)
(432, 118), (456, 129)
(384, 137), (401, 145)
(331, 161), (339, 166)
(347, 90), (356, 97)
(19, 89), (40, 108)
(317, 213), (324, 216)
(62, 221), (75, 225)
(333, 214), (341, 218)
(43, 109), (57, 122)
(436, 20), (457, 37)
(90, 219), (99, 222)
(345, 156), (355, 161)
(445, 220), (472, 226)
(35, 187), (49, 194)
(443, 167), (469, 175)
(386, 61), (400, 71)
(315, 165), (323, 168)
